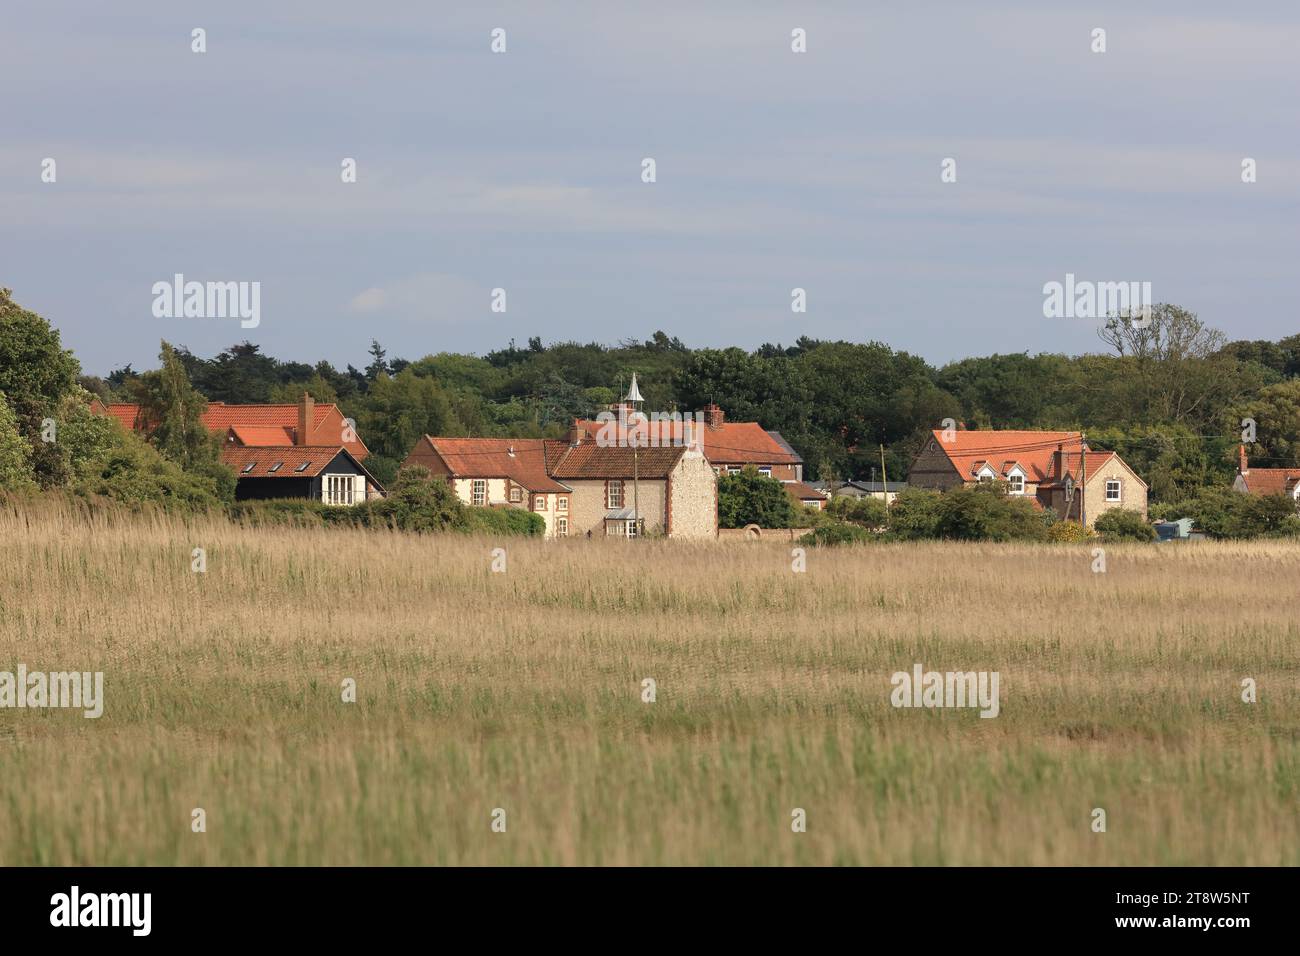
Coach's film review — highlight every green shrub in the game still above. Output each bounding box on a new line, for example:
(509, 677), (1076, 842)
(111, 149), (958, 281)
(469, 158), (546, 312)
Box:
(800, 521), (872, 547)
(1046, 520), (1094, 542)
(885, 488), (943, 539)
(718, 466), (797, 528)
(1173, 486), (1300, 539)
(1093, 509), (1156, 542)
(462, 506), (546, 537)
(930, 482), (1049, 542)
(227, 499), (334, 527)
(825, 494), (888, 530)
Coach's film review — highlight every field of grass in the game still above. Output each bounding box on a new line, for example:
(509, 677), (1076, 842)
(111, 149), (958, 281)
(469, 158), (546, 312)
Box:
(1, 496), (1296, 865)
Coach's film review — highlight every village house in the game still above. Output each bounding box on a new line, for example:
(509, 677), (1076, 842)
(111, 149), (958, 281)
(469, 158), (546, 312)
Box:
(811, 479), (908, 505)
(90, 392), (383, 504)
(1233, 445), (1300, 504)
(402, 433), (717, 539)
(402, 376), (717, 539)
(572, 383), (823, 512)
(908, 428), (1148, 526)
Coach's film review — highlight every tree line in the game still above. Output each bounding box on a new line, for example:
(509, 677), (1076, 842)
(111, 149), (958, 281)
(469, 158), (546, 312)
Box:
(5, 288), (1299, 515)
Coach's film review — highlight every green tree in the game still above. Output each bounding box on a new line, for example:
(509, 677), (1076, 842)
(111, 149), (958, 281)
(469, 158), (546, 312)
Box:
(0, 289), (81, 485)
(931, 482), (1048, 542)
(1093, 509), (1156, 542)
(717, 467), (797, 528)
(0, 392), (37, 490)
(1227, 379), (1300, 465)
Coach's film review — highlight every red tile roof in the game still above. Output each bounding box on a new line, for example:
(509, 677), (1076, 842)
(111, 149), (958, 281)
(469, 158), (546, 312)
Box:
(549, 442), (686, 480)
(103, 402), (150, 431)
(420, 438), (571, 493)
(97, 399), (369, 459)
(930, 430), (1085, 483)
(572, 417), (799, 466)
(228, 425), (296, 445)
(220, 445), (350, 478)
(202, 402), (333, 431)
(1239, 468), (1300, 496)
(784, 480), (828, 502)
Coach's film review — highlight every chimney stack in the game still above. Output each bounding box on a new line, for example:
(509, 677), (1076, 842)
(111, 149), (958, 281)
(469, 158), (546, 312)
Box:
(297, 392), (314, 446)
(1054, 443), (1064, 479)
(1238, 444), (1249, 474)
(568, 422), (588, 445)
(703, 402), (724, 429)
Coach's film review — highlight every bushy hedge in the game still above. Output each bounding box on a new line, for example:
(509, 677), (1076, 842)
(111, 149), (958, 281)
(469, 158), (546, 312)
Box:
(1093, 509), (1157, 542)
(226, 465), (545, 537)
(1046, 520), (1094, 542)
(799, 522), (872, 547)
(1157, 486), (1300, 539)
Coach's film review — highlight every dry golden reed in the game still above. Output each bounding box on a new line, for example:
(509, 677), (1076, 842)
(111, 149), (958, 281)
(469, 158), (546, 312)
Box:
(0, 496), (1296, 865)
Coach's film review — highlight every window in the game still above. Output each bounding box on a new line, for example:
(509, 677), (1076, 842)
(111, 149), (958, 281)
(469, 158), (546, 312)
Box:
(558, 496), (568, 512)
(712, 466), (722, 476)
(268, 462), (283, 474)
(1106, 479), (1121, 502)
(556, 517), (568, 537)
(1008, 474), (1024, 494)
(471, 479), (487, 506)
(625, 519), (639, 538)
(294, 461), (311, 473)
(534, 495), (546, 511)
(241, 463), (255, 474)
(325, 474), (355, 505)
(726, 467), (740, 475)
(607, 480), (624, 509)
(509, 485), (522, 503)
(758, 466), (772, 478)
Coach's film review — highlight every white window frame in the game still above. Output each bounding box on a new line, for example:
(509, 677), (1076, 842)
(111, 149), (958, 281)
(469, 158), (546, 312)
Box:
(758, 466), (772, 478)
(556, 516), (568, 537)
(471, 479), (487, 506)
(558, 496), (568, 512)
(625, 519), (639, 538)
(1007, 473), (1025, 495)
(509, 485), (522, 503)
(607, 480), (624, 509)
(324, 474), (355, 506)
(1106, 479), (1121, 502)
(533, 495), (546, 511)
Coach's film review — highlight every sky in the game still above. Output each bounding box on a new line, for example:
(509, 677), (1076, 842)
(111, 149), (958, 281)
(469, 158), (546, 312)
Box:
(2, 1), (1297, 376)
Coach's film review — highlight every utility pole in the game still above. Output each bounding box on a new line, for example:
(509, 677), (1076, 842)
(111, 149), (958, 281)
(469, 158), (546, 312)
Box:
(1080, 432), (1087, 527)
(879, 444), (889, 525)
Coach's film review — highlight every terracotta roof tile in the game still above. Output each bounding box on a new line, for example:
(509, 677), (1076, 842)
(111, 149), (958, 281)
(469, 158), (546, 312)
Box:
(1240, 468), (1300, 495)
(220, 445), (348, 478)
(572, 417), (799, 466)
(930, 430), (1084, 483)
(550, 442), (686, 479)
(423, 438), (571, 493)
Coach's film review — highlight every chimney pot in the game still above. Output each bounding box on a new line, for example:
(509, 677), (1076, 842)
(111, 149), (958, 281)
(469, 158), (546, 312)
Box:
(297, 392), (314, 446)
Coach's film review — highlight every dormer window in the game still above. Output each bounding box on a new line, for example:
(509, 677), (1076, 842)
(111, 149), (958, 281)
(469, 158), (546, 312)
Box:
(1008, 474), (1024, 494)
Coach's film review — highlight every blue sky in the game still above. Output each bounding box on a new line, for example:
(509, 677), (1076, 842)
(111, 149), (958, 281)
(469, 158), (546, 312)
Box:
(3, 1), (1297, 376)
